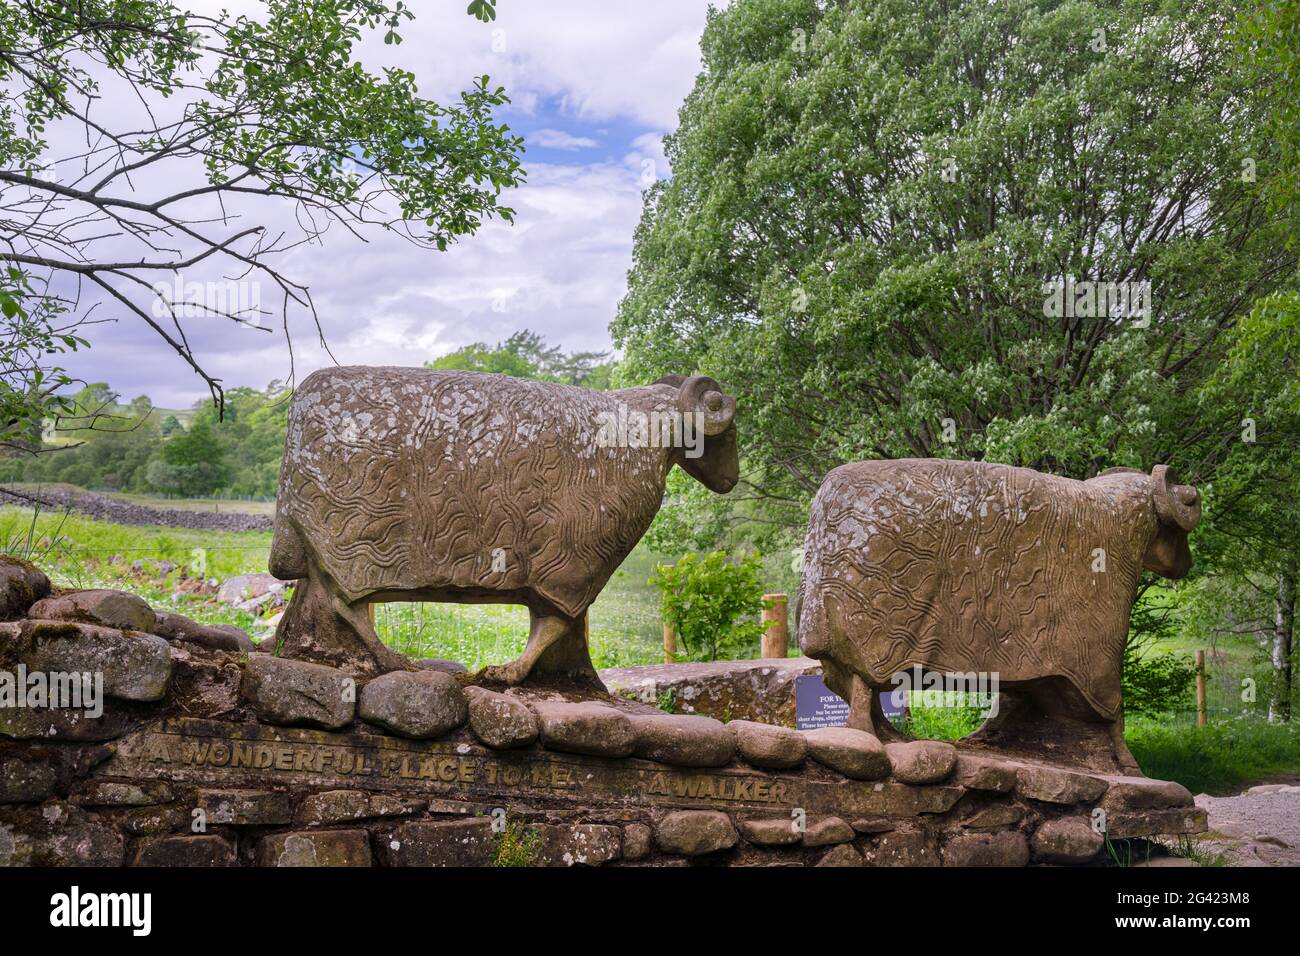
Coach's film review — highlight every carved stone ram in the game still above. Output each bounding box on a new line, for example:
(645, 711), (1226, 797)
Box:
(797, 459), (1201, 773)
(269, 367), (737, 687)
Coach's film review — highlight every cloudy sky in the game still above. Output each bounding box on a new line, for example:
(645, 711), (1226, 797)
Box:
(52, 1), (717, 409)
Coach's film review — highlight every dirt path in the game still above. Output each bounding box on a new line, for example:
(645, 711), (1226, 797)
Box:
(1195, 783), (1300, 866)
(0, 485), (273, 533)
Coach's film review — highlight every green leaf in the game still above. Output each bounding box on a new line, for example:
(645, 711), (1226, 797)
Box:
(467, 0), (497, 23)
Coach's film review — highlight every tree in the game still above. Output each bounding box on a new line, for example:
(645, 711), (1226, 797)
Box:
(2, 377), (294, 496)
(1124, 585), (1197, 715)
(148, 409), (228, 496)
(614, 0), (1299, 553)
(428, 331), (555, 379)
(1, 267), (85, 451)
(0, 0), (521, 437)
(206, 383), (292, 497)
(1182, 292), (1300, 720)
(1237, 0), (1300, 220)
(1169, 3), (1300, 722)
(427, 329), (617, 388)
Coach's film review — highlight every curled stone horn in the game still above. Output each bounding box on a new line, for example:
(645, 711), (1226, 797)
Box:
(1151, 464), (1201, 532)
(676, 375), (736, 437)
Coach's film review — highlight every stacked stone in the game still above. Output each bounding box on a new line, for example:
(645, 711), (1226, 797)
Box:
(1, 558), (1208, 868)
(0, 558), (258, 864)
(599, 658), (822, 726)
(1, 559), (259, 739)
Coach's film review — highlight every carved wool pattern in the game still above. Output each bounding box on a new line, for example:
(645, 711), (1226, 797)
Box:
(277, 368), (676, 616)
(800, 460), (1156, 719)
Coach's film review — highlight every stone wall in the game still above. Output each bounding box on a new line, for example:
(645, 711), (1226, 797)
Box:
(1, 565), (1206, 867)
(0, 486), (273, 533)
(599, 658), (821, 726)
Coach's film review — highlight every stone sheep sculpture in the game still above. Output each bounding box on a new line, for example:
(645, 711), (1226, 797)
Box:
(797, 459), (1201, 773)
(269, 367), (738, 687)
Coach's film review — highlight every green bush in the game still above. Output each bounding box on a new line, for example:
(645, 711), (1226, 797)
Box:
(1123, 586), (1197, 715)
(650, 551), (771, 662)
(900, 691), (994, 741)
(1123, 646), (1198, 716)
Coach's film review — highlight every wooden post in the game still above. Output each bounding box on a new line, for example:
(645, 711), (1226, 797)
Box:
(761, 593), (789, 659)
(367, 603), (376, 627)
(1195, 650), (1207, 726)
(662, 622), (676, 664)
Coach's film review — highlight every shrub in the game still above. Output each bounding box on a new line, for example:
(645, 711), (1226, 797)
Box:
(650, 551), (771, 662)
(1123, 587), (1197, 715)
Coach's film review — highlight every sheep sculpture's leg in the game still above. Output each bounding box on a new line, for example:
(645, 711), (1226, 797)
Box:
(845, 674), (910, 743)
(966, 682), (1141, 775)
(482, 608), (605, 691)
(1108, 711), (1143, 776)
(273, 568), (410, 678)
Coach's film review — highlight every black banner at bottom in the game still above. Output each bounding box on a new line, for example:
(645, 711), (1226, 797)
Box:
(0, 864), (1276, 943)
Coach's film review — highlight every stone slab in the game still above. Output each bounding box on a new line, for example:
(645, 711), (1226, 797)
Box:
(97, 717), (966, 819)
(599, 658), (821, 725)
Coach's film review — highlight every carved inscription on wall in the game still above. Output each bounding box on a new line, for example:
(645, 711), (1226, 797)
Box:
(100, 718), (962, 818)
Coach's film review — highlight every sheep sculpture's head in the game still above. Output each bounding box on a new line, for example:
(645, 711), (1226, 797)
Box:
(654, 375), (739, 493)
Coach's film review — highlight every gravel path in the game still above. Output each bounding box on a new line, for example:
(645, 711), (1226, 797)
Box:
(0, 485), (273, 533)
(1195, 783), (1300, 866)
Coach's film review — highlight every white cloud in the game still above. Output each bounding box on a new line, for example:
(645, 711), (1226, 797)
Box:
(62, 156), (651, 409)
(375, 1), (715, 129)
(624, 132), (669, 183)
(43, 2), (721, 406)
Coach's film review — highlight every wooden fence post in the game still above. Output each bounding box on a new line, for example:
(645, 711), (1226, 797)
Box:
(1195, 649), (1207, 726)
(761, 593), (789, 659)
(662, 622), (676, 664)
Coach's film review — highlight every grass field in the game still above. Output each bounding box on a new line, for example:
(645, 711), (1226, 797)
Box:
(1127, 715), (1300, 794)
(1, 503), (274, 632)
(0, 503), (273, 581)
(4, 497), (1295, 796)
(0, 502), (677, 669)
(375, 544), (676, 670)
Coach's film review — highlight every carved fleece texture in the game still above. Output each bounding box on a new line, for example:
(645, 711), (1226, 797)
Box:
(798, 459), (1157, 720)
(272, 367), (684, 617)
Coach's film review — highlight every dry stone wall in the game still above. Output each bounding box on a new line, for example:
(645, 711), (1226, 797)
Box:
(1, 565), (1206, 867)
